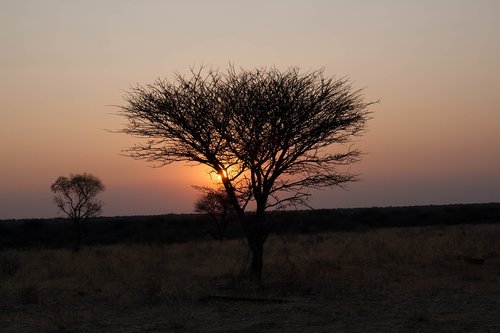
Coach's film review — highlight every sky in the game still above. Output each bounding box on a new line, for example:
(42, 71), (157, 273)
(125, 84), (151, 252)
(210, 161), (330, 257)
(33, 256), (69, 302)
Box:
(1, 0), (499, 219)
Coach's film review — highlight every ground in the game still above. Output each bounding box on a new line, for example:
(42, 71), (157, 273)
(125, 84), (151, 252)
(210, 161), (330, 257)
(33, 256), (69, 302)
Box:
(1, 223), (500, 332)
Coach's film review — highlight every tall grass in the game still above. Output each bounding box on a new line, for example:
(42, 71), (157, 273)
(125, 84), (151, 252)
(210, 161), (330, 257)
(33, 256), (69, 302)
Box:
(264, 223), (500, 293)
(1, 223), (499, 307)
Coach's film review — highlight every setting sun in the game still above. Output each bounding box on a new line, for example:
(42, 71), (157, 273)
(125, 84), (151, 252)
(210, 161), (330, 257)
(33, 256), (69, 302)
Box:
(214, 169), (228, 182)
(0, 1), (498, 220)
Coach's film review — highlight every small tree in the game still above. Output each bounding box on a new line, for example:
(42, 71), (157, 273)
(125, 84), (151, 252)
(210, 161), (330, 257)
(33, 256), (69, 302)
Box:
(194, 187), (235, 241)
(51, 173), (105, 251)
(119, 66), (373, 282)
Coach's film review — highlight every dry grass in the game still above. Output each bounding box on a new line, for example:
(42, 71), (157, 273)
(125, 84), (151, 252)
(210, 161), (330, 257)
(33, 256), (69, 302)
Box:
(265, 223), (500, 291)
(1, 223), (500, 332)
(0, 240), (245, 306)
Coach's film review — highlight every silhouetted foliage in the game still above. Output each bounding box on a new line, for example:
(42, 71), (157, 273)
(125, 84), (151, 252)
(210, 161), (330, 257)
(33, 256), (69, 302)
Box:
(194, 187), (235, 241)
(50, 173), (105, 251)
(1, 204), (500, 250)
(119, 66), (373, 282)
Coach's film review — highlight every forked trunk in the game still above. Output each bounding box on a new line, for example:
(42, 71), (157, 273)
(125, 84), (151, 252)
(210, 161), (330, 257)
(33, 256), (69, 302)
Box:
(221, 179), (267, 284)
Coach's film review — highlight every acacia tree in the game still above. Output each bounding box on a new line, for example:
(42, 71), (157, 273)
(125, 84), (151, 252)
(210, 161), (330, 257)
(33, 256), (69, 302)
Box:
(51, 173), (105, 251)
(119, 66), (372, 282)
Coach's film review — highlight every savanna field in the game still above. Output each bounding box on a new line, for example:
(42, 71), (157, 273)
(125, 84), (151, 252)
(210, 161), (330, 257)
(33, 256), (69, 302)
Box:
(1, 206), (500, 332)
(3, 2), (500, 332)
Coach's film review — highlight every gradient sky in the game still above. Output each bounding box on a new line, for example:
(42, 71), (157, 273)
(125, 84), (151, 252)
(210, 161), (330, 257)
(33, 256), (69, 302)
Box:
(1, 0), (499, 219)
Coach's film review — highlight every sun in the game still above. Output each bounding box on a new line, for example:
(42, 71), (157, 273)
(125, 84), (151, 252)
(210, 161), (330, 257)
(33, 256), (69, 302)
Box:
(217, 169), (228, 181)
(210, 168), (228, 182)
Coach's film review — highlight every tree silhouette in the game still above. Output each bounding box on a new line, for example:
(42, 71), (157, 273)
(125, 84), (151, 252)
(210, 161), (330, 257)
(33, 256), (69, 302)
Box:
(194, 187), (235, 241)
(119, 66), (373, 282)
(51, 173), (105, 251)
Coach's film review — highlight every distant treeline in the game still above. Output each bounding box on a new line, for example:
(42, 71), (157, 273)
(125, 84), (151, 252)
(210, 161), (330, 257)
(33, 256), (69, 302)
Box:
(1, 203), (499, 249)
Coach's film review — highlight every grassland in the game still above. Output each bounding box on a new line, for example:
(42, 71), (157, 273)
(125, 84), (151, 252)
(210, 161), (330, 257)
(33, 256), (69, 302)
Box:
(1, 221), (500, 332)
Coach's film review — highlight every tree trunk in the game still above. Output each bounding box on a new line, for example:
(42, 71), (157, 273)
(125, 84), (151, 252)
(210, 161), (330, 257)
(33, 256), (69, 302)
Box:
(248, 234), (264, 283)
(73, 220), (81, 252)
(246, 208), (267, 285)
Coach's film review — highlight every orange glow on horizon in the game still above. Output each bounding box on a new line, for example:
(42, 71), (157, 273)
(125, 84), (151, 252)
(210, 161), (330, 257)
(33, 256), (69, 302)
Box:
(1, 1), (499, 219)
